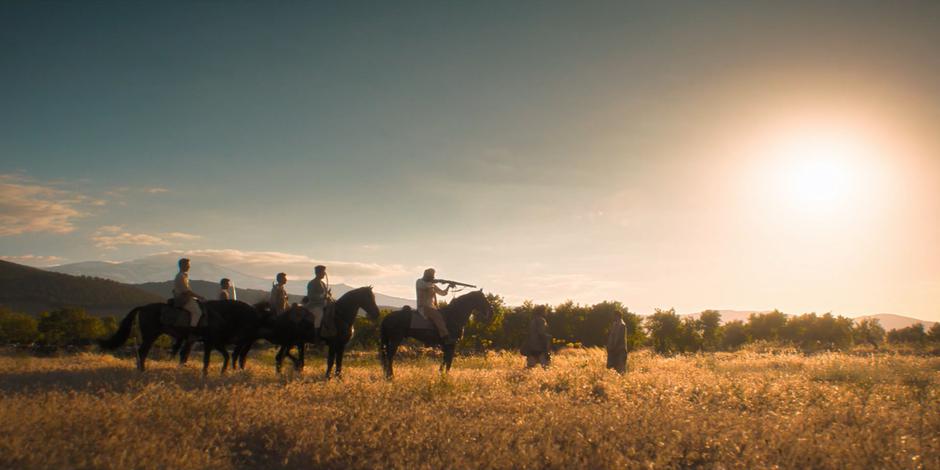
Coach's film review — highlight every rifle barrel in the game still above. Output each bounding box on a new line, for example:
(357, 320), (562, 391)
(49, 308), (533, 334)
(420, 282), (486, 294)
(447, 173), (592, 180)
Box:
(434, 279), (477, 288)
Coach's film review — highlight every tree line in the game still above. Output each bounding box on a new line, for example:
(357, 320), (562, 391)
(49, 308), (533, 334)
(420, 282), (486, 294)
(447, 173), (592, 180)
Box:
(2, 298), (939, 353)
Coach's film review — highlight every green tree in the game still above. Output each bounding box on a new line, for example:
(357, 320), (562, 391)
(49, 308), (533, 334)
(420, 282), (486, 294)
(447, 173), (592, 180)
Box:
(748, 310), (787, 342)
(584, 301), (625, 348)
(887, 323), (928, 345)
(699, 310), (722, 351)
(459, 293), (508, 352)
(677, 317), (703, 353)
(37, 307), (105, 347)
(501, 301), (537, 351)
(720, 320), (748, 350)
(928, 323), (940, 343)
(623, 309), (646, 350)
(350, 313), (382, 349)
(645, 308), (681, 355)
(853, 318), (886, 349)
(0, 307), (39, 344)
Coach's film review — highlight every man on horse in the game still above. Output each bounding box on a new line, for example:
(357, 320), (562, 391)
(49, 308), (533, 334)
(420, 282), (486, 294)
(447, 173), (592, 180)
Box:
(218, 278), (233, 300)
(304, 265), (331, 328)
(416, 268), (454, 344)
(173, 258), (205, 327)
(270, 272), (289, 314)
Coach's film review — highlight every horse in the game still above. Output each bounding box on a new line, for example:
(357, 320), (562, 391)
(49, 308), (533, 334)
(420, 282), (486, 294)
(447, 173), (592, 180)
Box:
(245, 286), (381, 377)
(98, 300), (264, 374)
(379, 290), (493, 379)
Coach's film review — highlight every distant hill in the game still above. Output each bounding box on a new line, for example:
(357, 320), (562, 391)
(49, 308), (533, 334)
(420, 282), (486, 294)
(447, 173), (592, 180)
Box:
(0, 260), (162, 316)
(853, 313), (936, 331)
(49, 256), (269, 290)
(134, 281), (414, 309)
(50, 254), (416, 308)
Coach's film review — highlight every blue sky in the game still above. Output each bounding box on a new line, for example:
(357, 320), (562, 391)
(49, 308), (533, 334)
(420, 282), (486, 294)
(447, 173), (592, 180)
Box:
(2, 1), (939, 320)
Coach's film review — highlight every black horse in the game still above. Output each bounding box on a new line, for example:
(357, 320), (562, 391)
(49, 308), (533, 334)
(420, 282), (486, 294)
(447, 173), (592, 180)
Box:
(98, 300), (263, 374)
(246, 286), (381, 377)
(379, 290), (493, 379)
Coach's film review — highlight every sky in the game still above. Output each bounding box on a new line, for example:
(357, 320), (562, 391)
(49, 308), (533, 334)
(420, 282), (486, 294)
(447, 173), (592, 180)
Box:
(1, 1), (938, 320)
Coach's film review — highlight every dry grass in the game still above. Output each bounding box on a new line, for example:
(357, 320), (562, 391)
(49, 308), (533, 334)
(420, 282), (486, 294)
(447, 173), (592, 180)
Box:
(0, 348), (938, 469)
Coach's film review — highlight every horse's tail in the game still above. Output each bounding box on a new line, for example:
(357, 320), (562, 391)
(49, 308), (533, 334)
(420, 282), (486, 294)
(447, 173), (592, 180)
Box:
(99, 307), (140, 350)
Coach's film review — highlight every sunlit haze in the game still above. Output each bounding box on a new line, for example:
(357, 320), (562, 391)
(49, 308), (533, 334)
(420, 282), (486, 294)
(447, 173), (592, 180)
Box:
(1, 1), (938, 321)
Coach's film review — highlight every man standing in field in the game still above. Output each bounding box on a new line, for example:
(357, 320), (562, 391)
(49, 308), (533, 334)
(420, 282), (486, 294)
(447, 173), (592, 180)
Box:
(606, 308), (628, 374)
(523, 305), (552, 368)
(218, 278), (233, 300)
(416, 268), (453, 344)
(173, 258), (205, 327)
(304, 265), (331, 329)
(270, 272), (289, 315)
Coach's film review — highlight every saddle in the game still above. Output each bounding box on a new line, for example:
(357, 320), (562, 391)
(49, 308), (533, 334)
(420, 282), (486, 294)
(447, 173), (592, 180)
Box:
(406, 306), (435, 330)
(160, 299), (208, 328)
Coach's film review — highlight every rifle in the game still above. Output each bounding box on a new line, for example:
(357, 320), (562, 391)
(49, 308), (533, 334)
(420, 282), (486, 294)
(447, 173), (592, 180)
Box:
(433, 279), (477, 289)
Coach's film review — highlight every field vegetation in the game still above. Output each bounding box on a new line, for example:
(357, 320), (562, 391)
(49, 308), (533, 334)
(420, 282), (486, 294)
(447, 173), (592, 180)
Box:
(0, 348), (937, 469)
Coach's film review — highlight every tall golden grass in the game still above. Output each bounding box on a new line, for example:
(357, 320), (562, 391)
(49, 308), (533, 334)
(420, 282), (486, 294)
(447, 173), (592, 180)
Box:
(0, 348), (937, 469)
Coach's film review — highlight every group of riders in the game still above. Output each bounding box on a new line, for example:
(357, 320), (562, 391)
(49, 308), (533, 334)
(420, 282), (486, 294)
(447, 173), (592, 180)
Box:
(170, 258), (458, 344)
(166, 257), (629, 375)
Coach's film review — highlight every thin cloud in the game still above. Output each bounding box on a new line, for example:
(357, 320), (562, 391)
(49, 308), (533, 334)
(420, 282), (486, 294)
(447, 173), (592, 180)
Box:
(91, 226), (201, 250)
(144, 187), (169, 194)
(152, 249), (409, 282)
(162, 232), (202, 241)
(0, 174), (87, 236)
(92, 231), (168, 250)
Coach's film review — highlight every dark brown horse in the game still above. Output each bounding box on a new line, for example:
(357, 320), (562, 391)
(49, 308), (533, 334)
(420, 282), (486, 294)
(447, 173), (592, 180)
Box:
(98, 300), (263, 374)
(379, 290), (493, 378)
(244, 286), (381, 377)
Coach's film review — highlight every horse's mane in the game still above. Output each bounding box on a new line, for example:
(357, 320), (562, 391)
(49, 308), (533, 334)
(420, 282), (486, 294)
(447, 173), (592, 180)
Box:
(335, 285), (374, 306)
(448, 289), (485, 307)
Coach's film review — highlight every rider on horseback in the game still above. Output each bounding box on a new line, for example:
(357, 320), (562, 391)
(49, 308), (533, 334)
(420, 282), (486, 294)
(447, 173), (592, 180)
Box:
(270, 272), (289, 315)
(304, 265), (331, 328)
(218, 278), (233, 300)
(416, 268), (454, 344)
(173, 258), (205, 327)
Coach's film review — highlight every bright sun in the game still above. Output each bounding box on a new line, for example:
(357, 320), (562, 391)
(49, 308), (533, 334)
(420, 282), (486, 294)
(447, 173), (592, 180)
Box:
(770, 127), (870, 211)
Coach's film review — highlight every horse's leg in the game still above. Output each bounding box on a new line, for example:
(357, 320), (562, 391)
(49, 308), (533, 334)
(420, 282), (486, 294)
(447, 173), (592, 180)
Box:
(296, 343), (305, 373)
(275, 345), (287, 375)
(335, 342), (345, 379)
(179, 338), (195, 365)
(325, 342), (335, 379)
(214, 342), (229, 375)
(202, 342), (212, 376)
(170, 336), (183, 361)
(137, 333), (158, 372)
(386, 338), (402, 379)
(444, 343), (455, 372)
(237, 342), (250, 369)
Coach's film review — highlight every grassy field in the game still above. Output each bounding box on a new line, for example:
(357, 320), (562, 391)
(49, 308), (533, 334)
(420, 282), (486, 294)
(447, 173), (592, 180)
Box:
(0, 348), (937, 469)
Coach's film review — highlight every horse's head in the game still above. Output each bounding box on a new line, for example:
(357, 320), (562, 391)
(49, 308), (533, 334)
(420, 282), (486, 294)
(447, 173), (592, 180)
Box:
(456, 289), (494, 324)
(341, 286), (381, 320)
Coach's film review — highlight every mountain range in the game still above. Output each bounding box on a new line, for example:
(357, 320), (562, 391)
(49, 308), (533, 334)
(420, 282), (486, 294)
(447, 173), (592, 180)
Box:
(0, 260), (162, 316)
(49, 254), (415, 308)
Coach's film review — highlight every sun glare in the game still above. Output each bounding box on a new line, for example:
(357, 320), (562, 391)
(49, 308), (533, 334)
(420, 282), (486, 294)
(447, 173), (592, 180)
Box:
(769, 126), (870, 211)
